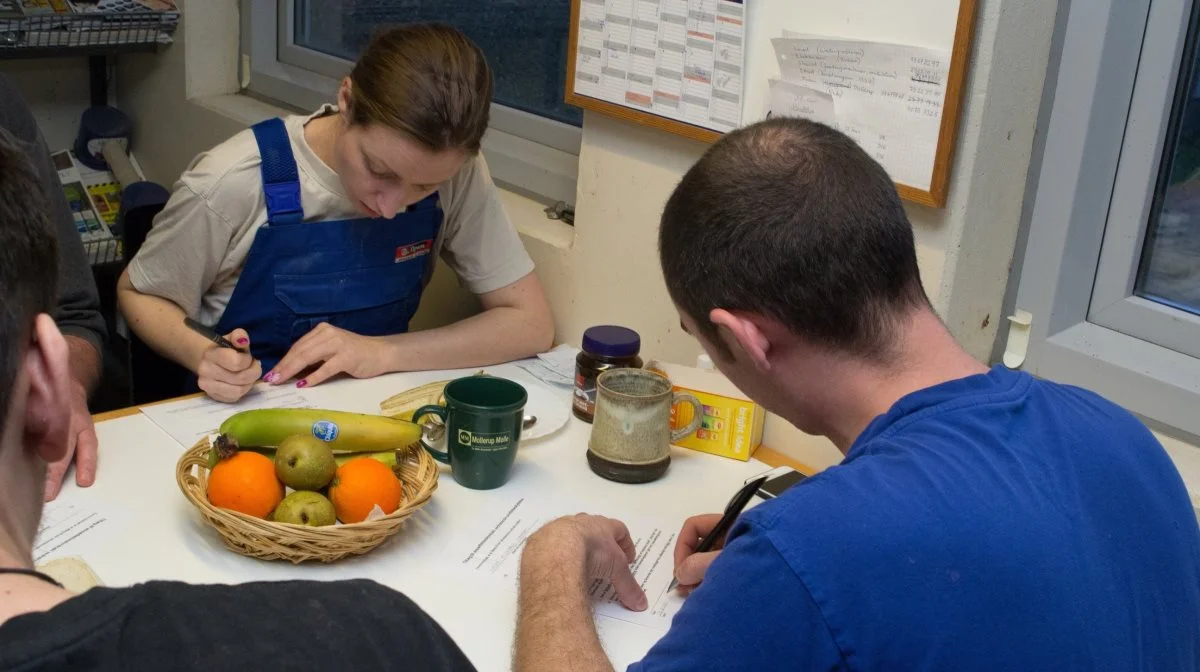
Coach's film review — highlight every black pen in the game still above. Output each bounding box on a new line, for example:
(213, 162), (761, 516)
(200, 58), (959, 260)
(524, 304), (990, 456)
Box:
(183, 317), (246, 353)
(668, 475), (769, 592)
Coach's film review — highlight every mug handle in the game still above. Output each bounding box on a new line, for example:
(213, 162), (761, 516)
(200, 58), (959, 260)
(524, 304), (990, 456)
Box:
(670, 392), (705, 442)
(413, 404), (450, 464)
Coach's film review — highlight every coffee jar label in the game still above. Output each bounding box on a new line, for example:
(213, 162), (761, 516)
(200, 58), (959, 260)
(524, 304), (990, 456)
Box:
(574, 372), (597, 415)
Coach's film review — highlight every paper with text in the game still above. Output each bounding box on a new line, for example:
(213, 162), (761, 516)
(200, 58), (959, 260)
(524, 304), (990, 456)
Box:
(573, 0), (746, 134)
(448, 495), (686, 631)
(515, 345), (579, 390)
(34, 500), (119, 564)
(767, 80), (835, 126)
(770, 35), (950, 190)
(140, 384), (319, 448)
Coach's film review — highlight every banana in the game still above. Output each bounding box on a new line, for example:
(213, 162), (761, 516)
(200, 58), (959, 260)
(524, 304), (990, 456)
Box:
(378, 371), (488, 420)
(379, 379), (450, 421)
(335, 450), (398, 468)
(216, 409), (422, 452)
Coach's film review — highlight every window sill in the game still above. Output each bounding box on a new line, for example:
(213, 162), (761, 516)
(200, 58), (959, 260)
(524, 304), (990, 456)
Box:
(495, 189), (574, 250)
(193, 92), (297, 128)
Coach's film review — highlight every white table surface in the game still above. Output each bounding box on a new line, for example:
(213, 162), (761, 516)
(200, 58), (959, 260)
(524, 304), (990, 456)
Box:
(59, 364), (775, 671)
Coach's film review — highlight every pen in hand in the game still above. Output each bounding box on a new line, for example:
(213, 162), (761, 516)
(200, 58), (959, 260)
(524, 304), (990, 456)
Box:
(669, 475), (769, 592)
(183, 317), (246, 353)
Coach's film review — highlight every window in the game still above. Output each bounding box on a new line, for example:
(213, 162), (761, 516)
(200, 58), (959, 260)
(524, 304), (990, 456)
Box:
(1012, 0), (1200, 437)
(241, 0), (581, 205)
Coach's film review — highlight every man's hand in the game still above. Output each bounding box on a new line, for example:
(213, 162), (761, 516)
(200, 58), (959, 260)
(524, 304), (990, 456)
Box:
(514, 514), (644, 672)
(44, 379), (98, 501)
(673, 513), (725, 594)
(264, 323), (387, 389)
(525, 514), (648, 612)
(196, 328), (261, 403)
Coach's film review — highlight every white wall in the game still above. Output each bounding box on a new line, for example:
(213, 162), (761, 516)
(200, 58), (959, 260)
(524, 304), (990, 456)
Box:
(523, 0), (1063, 469)
(0, 58), (93, 150)
(115, 0), (1058, 472)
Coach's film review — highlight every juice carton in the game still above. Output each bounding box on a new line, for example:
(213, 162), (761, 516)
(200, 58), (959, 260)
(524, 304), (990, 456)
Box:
(645, 357), (765, 461)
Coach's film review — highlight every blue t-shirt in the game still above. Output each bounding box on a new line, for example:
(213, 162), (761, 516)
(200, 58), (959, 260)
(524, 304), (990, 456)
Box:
(629, 366), (1200, 671)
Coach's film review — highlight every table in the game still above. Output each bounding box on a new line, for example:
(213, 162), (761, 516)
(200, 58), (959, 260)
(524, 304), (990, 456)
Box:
(67, 363), (811, 670)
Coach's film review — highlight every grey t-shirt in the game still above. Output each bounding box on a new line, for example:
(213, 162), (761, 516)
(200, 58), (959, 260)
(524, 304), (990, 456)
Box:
(128, 105), (535, 326)
(0, 74), (106, 355)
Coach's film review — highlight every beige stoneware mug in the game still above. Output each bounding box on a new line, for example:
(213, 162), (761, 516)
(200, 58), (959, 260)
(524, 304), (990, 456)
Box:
(586, 368), (703, 483)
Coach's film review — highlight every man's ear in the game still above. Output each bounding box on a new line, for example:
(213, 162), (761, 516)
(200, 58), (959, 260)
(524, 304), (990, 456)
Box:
(710, 309), (772, 372)
(23, 314), (71, 464)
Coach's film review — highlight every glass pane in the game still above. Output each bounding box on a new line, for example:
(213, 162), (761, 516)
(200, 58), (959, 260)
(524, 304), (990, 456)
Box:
(292, 0), (583, 127)
(1137, 34), (1200, 314)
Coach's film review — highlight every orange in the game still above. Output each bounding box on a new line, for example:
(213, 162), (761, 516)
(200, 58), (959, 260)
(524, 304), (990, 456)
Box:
(207, 451), (284, 519)
(328, 457), (404, 524)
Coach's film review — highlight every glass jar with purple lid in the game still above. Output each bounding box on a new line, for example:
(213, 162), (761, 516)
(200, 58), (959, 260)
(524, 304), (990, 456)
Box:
(573, 325), (643, 423)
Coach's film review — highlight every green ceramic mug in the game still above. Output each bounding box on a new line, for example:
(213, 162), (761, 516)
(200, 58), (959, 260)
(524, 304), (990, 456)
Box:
(413, 376), (528, 490)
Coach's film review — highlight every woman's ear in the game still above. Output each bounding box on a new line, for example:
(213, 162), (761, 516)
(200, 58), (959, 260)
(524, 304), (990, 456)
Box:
(337, 77), (353, 118)
(23, 315), (70, 465)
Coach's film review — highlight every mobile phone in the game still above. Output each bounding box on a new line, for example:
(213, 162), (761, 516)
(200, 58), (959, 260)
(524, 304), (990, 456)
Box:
(747, 466), (808, 500)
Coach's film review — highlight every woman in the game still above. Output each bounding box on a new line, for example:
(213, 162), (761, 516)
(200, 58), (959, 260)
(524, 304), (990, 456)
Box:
(117, 23), (554, 403)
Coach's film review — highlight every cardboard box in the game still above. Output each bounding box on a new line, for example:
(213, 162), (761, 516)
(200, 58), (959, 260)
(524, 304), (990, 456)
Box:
(645, 359), (766, 461)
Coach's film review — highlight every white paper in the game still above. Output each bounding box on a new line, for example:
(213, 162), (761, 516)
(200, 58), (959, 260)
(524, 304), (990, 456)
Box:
(33, 500), (118, 564)
(140, 383), (319, 447)
(770, 36), (950, 190)
(515, 345), (579, 389)
(448, 495), (685, 631)
(766, 80), (836, 126)
(537, 344), (581, 378)
(573, 0), (746, 133)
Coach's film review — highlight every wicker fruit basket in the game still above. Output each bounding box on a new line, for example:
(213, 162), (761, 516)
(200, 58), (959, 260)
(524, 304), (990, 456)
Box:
(176, 439), (439, 564)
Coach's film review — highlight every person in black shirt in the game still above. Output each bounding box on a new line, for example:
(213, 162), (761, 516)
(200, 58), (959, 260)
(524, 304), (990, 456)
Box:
(0, 74), (108, 502)
(0, 132), (475, 672)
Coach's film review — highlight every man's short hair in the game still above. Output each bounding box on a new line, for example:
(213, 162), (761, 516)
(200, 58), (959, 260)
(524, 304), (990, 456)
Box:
(658, 117), (928, 360)
(0, 129), (58, 426)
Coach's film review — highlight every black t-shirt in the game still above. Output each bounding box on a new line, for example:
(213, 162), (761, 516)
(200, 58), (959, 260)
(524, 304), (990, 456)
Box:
(0, 579), (477, 671)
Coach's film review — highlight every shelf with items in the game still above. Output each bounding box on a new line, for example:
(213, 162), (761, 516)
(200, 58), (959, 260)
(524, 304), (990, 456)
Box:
(0, 6), (178, 59)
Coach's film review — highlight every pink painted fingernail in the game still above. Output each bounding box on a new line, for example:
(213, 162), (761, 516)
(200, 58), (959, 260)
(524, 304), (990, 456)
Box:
(263, 372), (279, 384)
(296, 379), (308, 388)
(236, 337), (249, 345)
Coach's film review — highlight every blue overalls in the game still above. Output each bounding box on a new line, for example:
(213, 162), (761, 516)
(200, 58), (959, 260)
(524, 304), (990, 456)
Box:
(213, 117), (443, 372)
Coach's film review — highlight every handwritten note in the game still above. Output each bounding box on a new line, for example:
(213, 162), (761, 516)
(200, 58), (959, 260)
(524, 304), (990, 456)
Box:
(766, 80), (835, 126)
(447, 495), (685, 631)
(140, 384), (319, 448)
(768, 35), (951, 190)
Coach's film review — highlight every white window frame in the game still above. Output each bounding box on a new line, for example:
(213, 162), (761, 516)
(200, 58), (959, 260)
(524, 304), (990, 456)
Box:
(239, 0), (580, 206)
(1013, 0), (1200, 438)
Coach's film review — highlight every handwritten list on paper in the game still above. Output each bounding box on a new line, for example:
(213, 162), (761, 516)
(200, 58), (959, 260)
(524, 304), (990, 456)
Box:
(767, 36), (951, 191)
(574, 0), (746, 133)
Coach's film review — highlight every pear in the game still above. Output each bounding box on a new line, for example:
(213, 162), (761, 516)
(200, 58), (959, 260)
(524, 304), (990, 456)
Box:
(274, 434), (337, 491)
(271, 491), (336, 527)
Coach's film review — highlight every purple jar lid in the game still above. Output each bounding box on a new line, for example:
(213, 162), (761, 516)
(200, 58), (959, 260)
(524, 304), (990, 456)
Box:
(582, 325), (641, 358)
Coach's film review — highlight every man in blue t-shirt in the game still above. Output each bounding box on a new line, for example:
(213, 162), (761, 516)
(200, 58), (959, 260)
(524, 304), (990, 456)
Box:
(512, 118), (1200, 671)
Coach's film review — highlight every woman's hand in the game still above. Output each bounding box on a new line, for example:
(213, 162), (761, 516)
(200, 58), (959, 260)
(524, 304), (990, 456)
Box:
(197, 328), (261, 402)
(672, 513), (725, 595)
(264, 323), (388, 388)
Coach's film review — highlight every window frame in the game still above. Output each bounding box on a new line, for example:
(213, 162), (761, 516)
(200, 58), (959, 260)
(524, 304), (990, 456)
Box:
(240, 0), (581, 206)
(1088, 0), (1200, 359)
(1014, 0), (1200, 439)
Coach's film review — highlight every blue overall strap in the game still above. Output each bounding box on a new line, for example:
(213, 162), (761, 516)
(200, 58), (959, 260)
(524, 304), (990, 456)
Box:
(251, 118), (304, 225)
